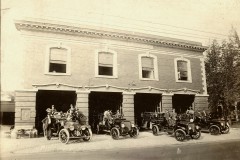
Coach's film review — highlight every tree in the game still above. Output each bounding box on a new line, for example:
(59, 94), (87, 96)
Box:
(205, 40), (223, 112)
(205, 28), (240, 116)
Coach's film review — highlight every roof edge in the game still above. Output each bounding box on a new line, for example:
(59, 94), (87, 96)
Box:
(15, 19), (207, 52)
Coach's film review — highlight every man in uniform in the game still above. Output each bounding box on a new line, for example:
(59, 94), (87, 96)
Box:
(51, 105), (57, 116)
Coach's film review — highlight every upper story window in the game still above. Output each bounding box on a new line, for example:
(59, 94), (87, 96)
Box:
(95, 49), (118, 78)
(49, 48), (67, 73)
(138, 53), (159, 81)
(45, 45), (71, 75)
(174, 58), (192, 83)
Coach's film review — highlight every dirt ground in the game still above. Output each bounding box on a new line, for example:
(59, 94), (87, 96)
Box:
(1, 124), (240, 157)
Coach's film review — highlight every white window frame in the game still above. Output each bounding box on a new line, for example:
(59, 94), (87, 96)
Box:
(138, 53), (159, 81)
(95, 49), (118, 78)
(45, 44), (71, 76)
(174, 57), (192, 83)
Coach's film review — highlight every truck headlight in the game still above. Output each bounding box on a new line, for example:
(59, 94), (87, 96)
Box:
(196, 125), (200, 130)
(131, 124), (135, 127)
(69, 126), (74, 131)
(188, 126), (192, 130)
(121, 124), (125, 128)
(221, 123), (224, 126)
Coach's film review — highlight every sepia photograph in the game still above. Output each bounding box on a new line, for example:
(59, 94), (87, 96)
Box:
(1, 0), (240, 159)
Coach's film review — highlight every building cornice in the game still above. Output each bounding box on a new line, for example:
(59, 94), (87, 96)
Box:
(15, 19), (207, 52)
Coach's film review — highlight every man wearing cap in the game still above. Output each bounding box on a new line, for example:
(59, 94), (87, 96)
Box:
(67, 104), (77, 121)
(51, 105), (57, 116)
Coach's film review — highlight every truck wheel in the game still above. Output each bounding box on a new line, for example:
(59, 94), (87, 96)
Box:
(191, 130), (201, 139)
(221, 125), (230, 134)
(59, 129), (70, 144)
(111, 127), (120, 140)
(83, 128), (92, 141)
(130, 127), (139, 138)
(152, 125), (159, 136)
(174, 129), (186, 141)
(209, 125), (220, 135)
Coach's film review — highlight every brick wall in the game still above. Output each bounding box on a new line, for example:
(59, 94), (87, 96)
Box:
(21, 31), (204, 92)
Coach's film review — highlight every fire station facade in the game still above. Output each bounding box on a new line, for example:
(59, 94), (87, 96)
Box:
(14, 19), (208, 132)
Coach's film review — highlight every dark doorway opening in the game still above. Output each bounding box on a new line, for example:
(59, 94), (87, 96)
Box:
(172, 94), (195, 114)
(89, 92), (122, 132)
(134, 93), (162, 127)
(35, 90), (77, 134)
(1, 112), (14, 125)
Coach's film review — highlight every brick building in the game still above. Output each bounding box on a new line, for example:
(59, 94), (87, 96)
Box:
(14, 18), (208, 133)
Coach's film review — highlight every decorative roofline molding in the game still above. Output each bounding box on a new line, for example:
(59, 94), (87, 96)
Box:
(170, 88), (201, 94)
(32, 83), (83, 90)
(15, 20), (207, 52)
(31, 83), (201, 94)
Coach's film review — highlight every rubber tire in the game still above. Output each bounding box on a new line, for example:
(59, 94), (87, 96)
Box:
(152, 125), (159, 136)
(191, 130), (201, 139)
(111, 127), (120, 140)
(209, 125), (220, 135)
(221, 125), (230, 134)
(83, 128), (93, 141)
(130, 127), (139, 138)
(174, 129), (186, 141)
(59, 129), (70, 144)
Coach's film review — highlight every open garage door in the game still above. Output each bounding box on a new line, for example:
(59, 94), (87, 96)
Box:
(172, 94), (195, 114)
(134, 93), (162, 127)
(89, 92), (122, 132)
(35, 90), (77, 135)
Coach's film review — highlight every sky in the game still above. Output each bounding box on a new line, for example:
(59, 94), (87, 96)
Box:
(1, 0), (240, 91)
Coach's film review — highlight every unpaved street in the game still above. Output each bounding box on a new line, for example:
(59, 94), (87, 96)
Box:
(2, 139), (240, 160)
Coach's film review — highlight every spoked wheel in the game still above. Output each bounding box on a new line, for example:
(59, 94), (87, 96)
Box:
(191, 130), (201, 139)
(209, 125), (220, 135)
(221, 125), (230, 134)
(111, 127), (120, 140)
(152, 125), (159, 136)
(59, 129), (70, 144)
(130, 127), (139, 138)
(83, 128), (93, 141)
(46, 128), (52, 140)
(174, 129), (186, 141)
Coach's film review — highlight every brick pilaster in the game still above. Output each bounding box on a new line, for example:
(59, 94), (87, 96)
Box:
(15, 90), (37, 129)
(162, 94), (173, 112)
(122, 92), (135, 123)
(76, 91), (90, 124)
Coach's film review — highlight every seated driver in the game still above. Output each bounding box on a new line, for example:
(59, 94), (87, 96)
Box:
(66, 105), (77, 121)
(169, 109), (177, 126)
(103, 110), (112, 125)
(164, 110), (171, 126)
(114, 110), (121, 119)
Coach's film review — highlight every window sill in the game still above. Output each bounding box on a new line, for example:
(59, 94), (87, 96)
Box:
(176, 80), (192, 83)
(95, 75), (118, 79)
(45, 72), (71, 76)
(140, 78), (159, 81)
